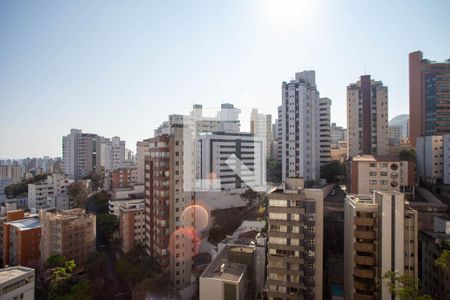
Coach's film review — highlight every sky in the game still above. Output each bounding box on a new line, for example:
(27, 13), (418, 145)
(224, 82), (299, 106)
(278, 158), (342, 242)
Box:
(0, 0), (449, 159)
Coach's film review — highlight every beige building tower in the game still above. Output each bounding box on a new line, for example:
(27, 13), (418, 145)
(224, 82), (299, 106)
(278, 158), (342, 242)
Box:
(266, 177), (324, 300)
(344, 191), (418, 300)
(145, 127), (195, 290)
(40, 208), (96, 266)
(347, 75), (389, 158)
(119, 199), (145, 253)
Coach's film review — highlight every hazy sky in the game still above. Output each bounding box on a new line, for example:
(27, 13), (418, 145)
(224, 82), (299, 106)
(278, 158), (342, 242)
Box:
(1, 0), (449, 159)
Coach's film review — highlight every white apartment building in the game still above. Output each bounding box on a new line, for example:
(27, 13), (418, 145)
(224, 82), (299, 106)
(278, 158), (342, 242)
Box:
(416, 135), (444, 184)
(28, 174), (73, 212)
(136, 139), (151, 185)
(62, 129), (102, 180)
(250, 108), (273, 158)
(331, 123), (347, 148)
(0, 266), (35, 300)
(280, 71), (331, 182)
(319, 98), (331, 166)
(344, 191), (418, 300)
(347, 75), (389, 158)
(195, 132), (265, 192)
(108, 186), (145, 217)
(100, 136), (126, 171)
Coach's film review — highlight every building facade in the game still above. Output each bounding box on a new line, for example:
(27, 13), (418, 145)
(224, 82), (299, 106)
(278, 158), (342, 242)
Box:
(0, 266), (35, 300)
(280, 71), (331, 181)
(39, 209), (96, 266)
(3, 218), (41, 267)
(250, 108), (273, 159)
(62, 129), (102, 180)
(266, 178), (324, 300)
(111, 167), (138, 189)
(27, 174), (73, 212)
(195, 132), (265, 192)
(119, 199), (145, 253)
(416, 135), (444, 184)
(347, 75), (389, 158)
(348, 155), (415, 196)
(409, 51), (450, 145)
(344, 191), (418, 300)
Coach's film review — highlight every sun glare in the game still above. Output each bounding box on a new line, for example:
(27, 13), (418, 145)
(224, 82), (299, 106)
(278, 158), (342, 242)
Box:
(259, 0), (319, 31)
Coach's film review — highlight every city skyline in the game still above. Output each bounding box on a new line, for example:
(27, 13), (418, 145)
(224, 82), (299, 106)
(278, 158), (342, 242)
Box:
(1, 0), (449, 158)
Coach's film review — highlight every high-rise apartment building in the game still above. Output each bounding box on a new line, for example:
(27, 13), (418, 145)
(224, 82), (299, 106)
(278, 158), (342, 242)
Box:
(39, 208), (96, 266)
(319, 98), (331, 166)
(62, 129), (102, 180)
(100, 136), (126, 171)
(28, 174), (73, 212)
(347, 75), (389, 158)
(195, 132), (265, 192)
(330, 123), (347, 148)
(344, 191), (418, 300)
(250, 108), (273, 158)
(266, 178), (324, 300)
(110, 167), (138, 189)
(0, 165), (24, 182)
(145, 130), (195, 290)
(119, 199), (145, 253)
(136, 139), (151, 185)
(416, 135), (444, 184)
(409, 51), (450, 145)
(280, 71), (331, 181)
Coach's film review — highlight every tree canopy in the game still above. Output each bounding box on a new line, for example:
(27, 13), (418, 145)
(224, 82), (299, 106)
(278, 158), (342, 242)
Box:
(320, 161), (346, 183)
(399, 149), (416, 161)
(383, 271), (431, 300)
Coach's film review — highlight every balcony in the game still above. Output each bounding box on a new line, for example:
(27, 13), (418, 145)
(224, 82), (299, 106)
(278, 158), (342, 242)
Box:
(355, 217), (375, 226)
(354, 255), (376, 265)
(354, 242), (376, 252)
(268, 230), (303, 239)
(354, 268), (375, 279)
(267, 266), (304, 276)
(267, 291), (302, 300)
(354, 230), (376, 240)
(354, 280), (375, 292)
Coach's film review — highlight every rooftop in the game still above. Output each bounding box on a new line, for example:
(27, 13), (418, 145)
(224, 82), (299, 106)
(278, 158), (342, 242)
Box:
(0, 266), (34, 284)
(6, 218), (40, 230)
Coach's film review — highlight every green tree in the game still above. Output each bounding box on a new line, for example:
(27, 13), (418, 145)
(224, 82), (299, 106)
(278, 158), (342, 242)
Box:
(97, 213), (119, 239)
(67, 181), (89, 208)
(435, 241), (450, 272)
(83, 168), (104, 190)
(47, 255), (67, 268)
(266, 158), (282, 183)
(4, 173), (48, 198)
(382, 271), (432, 300)
(399, 149), (416, 161)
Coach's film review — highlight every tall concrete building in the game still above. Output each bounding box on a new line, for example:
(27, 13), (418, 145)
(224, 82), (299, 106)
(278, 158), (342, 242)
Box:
(39, 208), (96, 266)
(280, 71), (331, 181)
(319, 98), (331, 166)
(330, 123), (347, 148)
(409, 51), (450, 145)
(100, 136), (126, 171)
(145, 130), (195, 290)
(344, 191), (418, 300)
(136, 139), (151, 185)
(250, 108), (273, 158)
(195, 132), (265, 192)
(62, 129), (102, 180)
(266, 178), (324, 300)
(347, 75), (389, 158)
(416, 135), (444, 184)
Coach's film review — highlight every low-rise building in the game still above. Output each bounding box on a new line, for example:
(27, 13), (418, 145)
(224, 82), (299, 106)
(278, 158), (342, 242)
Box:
(119, 199), (145, 253)
(420, 216), (450, 299)
(3, 218), (41, 267)
(28, 174), (73, 213)
(0, 266), (35, 300)
(109, 186), (145, 217)
(39, 208), (96, 266)
(348, 155), (414, 197)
